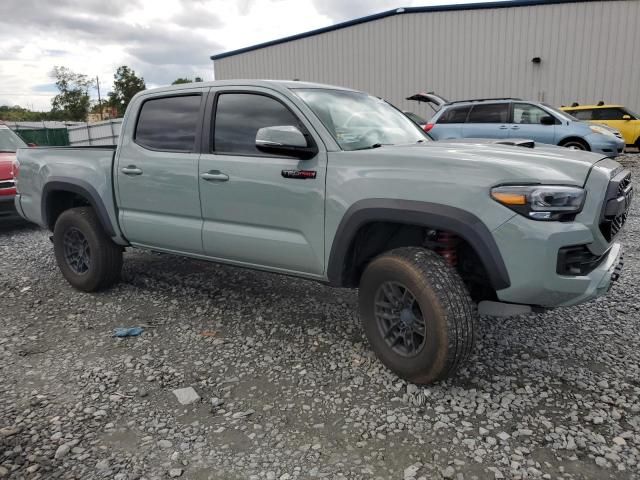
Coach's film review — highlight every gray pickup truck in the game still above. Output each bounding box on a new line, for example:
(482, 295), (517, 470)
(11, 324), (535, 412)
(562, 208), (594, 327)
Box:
(15, 80), (631, 384)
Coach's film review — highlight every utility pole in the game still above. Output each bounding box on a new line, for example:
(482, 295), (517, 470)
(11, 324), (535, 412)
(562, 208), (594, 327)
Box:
(96, 76), (103, 121)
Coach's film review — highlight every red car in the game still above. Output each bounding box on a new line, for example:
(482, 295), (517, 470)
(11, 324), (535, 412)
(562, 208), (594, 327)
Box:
(0, 125), (26, 220)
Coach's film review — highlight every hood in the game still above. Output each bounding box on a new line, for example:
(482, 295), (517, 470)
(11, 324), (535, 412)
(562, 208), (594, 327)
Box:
(366, 140), (605, 186)
(0, 152), (15, 180)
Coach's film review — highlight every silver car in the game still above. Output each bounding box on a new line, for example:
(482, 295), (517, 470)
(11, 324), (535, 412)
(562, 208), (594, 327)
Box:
(408, 94), (625, 157)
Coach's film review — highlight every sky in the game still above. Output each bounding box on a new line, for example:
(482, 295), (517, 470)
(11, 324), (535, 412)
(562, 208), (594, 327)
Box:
(0, 0), (510, 111)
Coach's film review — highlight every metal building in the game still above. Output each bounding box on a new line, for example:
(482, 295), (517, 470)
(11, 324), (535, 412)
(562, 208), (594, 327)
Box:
(210, 0), (640, 119)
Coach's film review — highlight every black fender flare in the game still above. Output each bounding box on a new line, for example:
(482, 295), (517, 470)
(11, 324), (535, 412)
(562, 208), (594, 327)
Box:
(326, 199), (511, 290)
(41, 178), (116, 236)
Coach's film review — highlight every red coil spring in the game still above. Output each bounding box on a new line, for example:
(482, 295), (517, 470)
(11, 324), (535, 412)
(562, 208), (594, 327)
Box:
(437, 231), (458, 266)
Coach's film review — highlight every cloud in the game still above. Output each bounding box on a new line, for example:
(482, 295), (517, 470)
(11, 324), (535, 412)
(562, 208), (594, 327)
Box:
(32, 84), (59, 93)
(310, 0), (403, 22)
(173, 5), (223, 28)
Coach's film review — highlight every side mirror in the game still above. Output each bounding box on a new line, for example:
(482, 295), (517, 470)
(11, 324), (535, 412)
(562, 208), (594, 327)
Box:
(622, 115), (632, 121)
(27, 142), (37, 147)
(540, 116), (555, 126)
(255, 125), (317, 159)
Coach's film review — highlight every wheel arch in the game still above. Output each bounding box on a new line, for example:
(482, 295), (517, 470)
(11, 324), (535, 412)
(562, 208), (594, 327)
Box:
(327, 199), (511, 291)
(42, 179), (116, 236)
(558, 136), (590, 150)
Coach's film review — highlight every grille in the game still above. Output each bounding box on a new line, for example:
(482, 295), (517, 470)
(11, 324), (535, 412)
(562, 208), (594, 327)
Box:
(0, 179), (15, 190)
(617, 174), (632, 196)
(600, 171), (632, 242)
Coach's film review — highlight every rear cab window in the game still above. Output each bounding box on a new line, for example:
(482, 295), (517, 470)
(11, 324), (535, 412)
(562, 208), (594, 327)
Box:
(135, 95), (202, 152)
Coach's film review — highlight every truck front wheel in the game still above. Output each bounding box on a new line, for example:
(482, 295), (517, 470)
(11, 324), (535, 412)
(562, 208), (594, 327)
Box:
(53, 207), (123, 292)
(359, 247), (476, 384)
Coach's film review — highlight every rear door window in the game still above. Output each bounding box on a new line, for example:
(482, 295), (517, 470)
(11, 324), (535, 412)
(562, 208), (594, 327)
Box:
(466, 103), (510, 123)
(437, 105), (471, 124)
(135, 95), (202, 152)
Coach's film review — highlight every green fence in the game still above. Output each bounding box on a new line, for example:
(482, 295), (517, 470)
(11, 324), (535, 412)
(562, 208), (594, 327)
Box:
(15, 128), (69, 146)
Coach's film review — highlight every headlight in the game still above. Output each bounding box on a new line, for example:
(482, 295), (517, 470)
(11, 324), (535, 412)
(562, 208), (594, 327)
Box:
(491, 185), (586, 221)
(590, 125), (615, 137)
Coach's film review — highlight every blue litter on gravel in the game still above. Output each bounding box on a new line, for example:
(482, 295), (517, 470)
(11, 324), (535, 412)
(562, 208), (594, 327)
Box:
(113, 327), (144, 337)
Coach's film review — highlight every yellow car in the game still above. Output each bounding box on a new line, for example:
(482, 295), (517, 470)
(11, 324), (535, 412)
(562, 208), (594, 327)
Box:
(561, 103), (640, 149)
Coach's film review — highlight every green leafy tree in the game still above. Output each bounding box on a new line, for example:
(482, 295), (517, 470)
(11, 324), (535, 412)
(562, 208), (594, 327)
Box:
(50, 66), (93, 121)
(171, 77), (204, 85)
(108, 66), (146, 115)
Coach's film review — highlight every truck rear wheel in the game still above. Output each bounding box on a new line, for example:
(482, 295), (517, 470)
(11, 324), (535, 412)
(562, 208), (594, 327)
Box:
(53, 207), (122, 292)
(359, 247), (476, 384)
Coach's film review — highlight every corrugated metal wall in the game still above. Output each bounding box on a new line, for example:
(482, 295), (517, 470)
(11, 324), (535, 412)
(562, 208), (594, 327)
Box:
(213, 0), (640, 119)
(67, 119), (122, 146)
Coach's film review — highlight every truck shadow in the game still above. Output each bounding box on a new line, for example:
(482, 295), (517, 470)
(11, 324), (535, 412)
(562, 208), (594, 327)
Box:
(0, 219), (38, 236)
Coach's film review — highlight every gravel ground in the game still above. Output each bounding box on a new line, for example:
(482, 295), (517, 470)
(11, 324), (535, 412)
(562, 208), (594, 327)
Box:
(1, 154), (639, 480)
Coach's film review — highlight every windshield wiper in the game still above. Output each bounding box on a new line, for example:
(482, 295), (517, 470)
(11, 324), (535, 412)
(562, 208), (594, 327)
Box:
(352, 143), (384, 151)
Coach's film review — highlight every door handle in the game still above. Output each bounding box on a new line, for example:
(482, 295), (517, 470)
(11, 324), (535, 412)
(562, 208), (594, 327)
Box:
(200, 171), (229, 182)
(499, 125), (509, 130)
(121, 165), (143, 175)
(511, 126), (520, 130)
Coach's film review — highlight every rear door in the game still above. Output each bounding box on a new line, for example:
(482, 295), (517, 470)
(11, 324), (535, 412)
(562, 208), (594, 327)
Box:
(510, 102), (557, 144)
(462, 103), (511, 139)
(198, 87), (327, 275)
(115, 89), (206, 253)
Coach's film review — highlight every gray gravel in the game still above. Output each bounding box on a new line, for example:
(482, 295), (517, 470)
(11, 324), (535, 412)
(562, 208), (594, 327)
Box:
(1, 153), (639, 480)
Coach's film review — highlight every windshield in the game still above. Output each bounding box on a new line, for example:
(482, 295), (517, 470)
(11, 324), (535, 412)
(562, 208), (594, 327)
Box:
(541, 103), (579, 122)
(294, 89), (428, 150)
(0, 127), (27, 152)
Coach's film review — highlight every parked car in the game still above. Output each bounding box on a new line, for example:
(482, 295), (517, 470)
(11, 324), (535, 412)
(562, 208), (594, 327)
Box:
(15, 80), (630, 385)
(408, 94), (625, 157)
(0, 124), (26, 220)
(560, 103), (640, 149)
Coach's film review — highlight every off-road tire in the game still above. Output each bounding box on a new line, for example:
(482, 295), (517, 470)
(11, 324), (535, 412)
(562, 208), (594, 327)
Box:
(359, 247), (476, 384)
(53, 207), (122, 292)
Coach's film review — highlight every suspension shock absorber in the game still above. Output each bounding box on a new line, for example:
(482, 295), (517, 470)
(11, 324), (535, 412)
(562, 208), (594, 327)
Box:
(436, 231), (459, 267)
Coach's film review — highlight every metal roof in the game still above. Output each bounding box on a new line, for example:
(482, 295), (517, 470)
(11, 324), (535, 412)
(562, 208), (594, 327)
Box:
(210, 0), (595, 60)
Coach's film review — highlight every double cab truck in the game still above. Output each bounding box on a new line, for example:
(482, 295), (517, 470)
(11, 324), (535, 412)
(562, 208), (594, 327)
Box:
(14, 80), (631, 384)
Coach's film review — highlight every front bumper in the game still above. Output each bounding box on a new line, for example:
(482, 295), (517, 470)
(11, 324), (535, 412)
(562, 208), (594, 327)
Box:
(586, 133), (625, 157)
(492, 213), (623, 307)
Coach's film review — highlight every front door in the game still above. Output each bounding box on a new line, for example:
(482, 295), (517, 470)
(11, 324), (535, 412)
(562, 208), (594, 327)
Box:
(198, 88), (326, 275)
(510, 103), (557, 145)
(115, 91), (206, 253)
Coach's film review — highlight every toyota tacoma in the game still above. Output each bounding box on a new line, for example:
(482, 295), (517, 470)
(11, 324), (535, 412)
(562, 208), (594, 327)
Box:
(14, 80), (631, 384)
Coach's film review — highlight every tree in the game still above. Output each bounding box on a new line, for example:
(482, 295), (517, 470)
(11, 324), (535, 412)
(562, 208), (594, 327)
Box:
(108, 66), (146, 115)
(171, 77), (204, 85)
(50, 66), (94, 121)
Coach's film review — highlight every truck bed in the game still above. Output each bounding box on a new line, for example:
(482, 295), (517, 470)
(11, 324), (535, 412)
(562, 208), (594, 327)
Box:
(15, 145), (125, 243)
